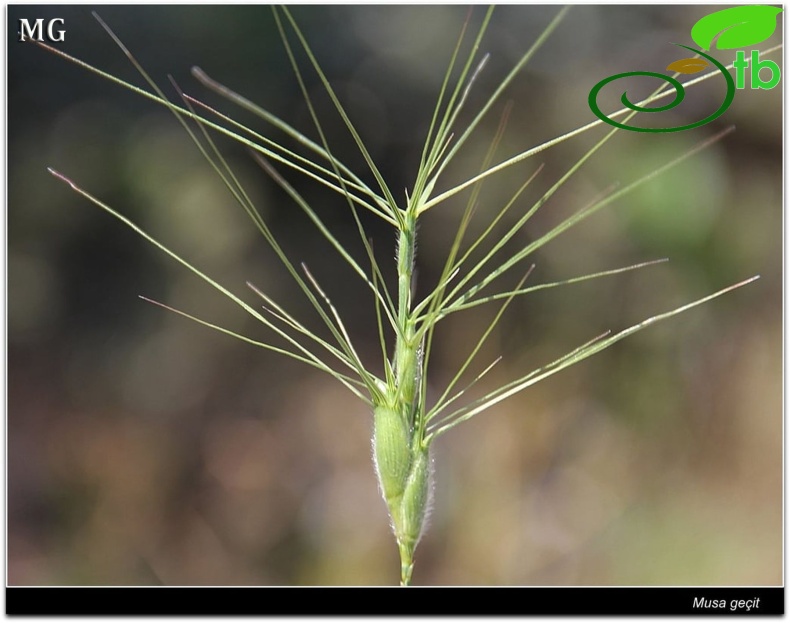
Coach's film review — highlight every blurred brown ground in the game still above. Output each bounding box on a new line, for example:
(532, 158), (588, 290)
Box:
(8, 6), (782, 585)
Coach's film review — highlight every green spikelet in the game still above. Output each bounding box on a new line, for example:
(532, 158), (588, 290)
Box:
(373, 404), (411, 503)
(395, 444), (431, 581)
(373, 402), (431, 586)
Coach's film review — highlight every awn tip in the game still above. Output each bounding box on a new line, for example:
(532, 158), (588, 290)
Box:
(47, 167), (77, 190)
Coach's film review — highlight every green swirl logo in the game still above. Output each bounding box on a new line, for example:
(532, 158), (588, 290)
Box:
(589, 5), (782, 133)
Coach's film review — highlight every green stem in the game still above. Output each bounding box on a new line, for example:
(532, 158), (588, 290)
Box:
(397, 214), (416, 319)
(395, 213), (420, 426)
(380, 211), (428, 586)
(399, 541), (415, 586)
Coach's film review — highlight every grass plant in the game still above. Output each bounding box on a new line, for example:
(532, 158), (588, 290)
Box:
(39, 6), (759, 585)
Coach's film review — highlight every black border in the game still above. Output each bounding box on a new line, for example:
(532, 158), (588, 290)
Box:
(5, 586), (785, 615)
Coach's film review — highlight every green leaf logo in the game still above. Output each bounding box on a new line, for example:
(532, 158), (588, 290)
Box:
(691, 5), (783, 51)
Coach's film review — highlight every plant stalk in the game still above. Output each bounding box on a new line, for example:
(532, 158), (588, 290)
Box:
(373, 211), (431, 586)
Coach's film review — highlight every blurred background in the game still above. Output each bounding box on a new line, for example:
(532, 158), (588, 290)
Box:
(8, 5), (782, 586)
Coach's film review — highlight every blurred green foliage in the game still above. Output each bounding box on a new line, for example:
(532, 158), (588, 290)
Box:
(8, 6), (781, 586)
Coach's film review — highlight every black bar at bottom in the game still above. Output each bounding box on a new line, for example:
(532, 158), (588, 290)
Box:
(5, 586), (784, 615)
